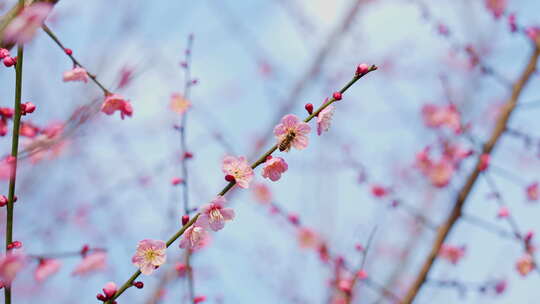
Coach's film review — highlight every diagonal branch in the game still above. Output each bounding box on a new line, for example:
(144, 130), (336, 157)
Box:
(402, 43), (540, 304)
(105, 65), (378, 304)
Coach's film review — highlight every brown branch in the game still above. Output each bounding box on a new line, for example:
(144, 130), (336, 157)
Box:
(402, 43), (540, 304)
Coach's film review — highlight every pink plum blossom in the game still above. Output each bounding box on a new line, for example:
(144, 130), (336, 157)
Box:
(274, 114), (311, 151)
(485, 0), (507, 18)
(72, 251), (106, 276)
(439, 244), (466, 265)
(34, 259), (61, 282)
(297, 227), (320, 249)
(197, 196), (235, 231)
(252, 183), (272, 204)
(317, 104), (335, 136)
(170, 93), (191, 115)
(179, 225), (209, 250)
(262, 156), (288, 181)
(131, 239), (166, 275)
(0, 252), (26, 284)
(421, 104), (461, 133)
(427, 160), (454, 188)
(62, 67), (89, 83)
(3, 3), (53, 44)
(516, 254), (534, 276)
(101, 94), (133, 119)
(527, 182), (539, 201)
(222, 155), (254, 188)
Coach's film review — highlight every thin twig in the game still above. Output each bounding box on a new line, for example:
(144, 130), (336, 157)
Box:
(105, 65), (378, 304)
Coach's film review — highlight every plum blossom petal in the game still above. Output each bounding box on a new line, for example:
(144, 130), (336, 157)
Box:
(72, 251), (106, 276)
(3, 3), (53, 44)
(222, 155), (254, 188)
(34, 259), (61, 282)
(63, 67), (89, 83)
(262, 157), (288, 181)
(317, 105), (335, 136)
(179, 225), (208, 250)
(197, 196), (235, 231)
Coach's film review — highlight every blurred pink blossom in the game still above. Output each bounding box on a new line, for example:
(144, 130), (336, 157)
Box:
(3, 3), (53, 44)
(72, 251), (106, 276)
(439, 244), (465, 264)
(0, 252), (26, 284)
(62, 67), (89, 83)
(34, 259), (61, 282)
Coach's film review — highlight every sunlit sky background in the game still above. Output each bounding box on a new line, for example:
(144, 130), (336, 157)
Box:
(1, 0), (540, 303)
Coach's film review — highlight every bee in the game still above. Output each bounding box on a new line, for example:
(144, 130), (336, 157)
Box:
(279, 131), (296, 152)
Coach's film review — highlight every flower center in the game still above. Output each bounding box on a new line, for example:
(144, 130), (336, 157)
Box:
(144, 250), (158, 262)
(209, 208), (223, 223)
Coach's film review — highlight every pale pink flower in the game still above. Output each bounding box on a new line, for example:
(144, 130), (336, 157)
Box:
(197, 196), (235, 231)
(317, 105), (335, 136)
(427, 160), (454, 188)
(131, 239), (166, 275)
(62, 67), (89, 83)
(101, 94), (133, 119)
(274, 114), (311, 151)
(34, 259), (61, 282)
(170, 93), (191, 115)
(0, 252), (26, 284)
(439, 244), (465, 265)
(527, 182), (539, 201)
(3, 3), (53, 44)
(298, 227), (320, 249)
(516, 254), (535, 276)
(72, 251), (106, 276)
(222, 155), (254, 188)
(262, 157), (288, 181)
(252, 183), (272, 204)
(485, 0), (507, 18)
(179, 225), (208, 250)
